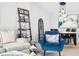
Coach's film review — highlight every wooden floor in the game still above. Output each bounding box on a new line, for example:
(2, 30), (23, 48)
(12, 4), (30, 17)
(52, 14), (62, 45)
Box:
(62, 43), (79, 56)
(37, 43), (79, 56)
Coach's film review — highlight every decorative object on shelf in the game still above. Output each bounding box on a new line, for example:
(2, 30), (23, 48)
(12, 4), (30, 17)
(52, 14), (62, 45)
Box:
(38, 18), (44, 40)
(30, 51), (36, 56)
(30, 45), (37, 51)
(17, 8), (32, 42)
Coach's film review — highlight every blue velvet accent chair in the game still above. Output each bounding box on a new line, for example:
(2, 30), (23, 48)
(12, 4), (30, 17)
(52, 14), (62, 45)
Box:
(38, 31), (65, 56)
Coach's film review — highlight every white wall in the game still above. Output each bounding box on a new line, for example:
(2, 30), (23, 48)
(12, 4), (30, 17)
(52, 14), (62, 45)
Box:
(32, 2), (59, 29)
(0, 2), (79, 42)
(30, 2), (51, 39)
(49, 3), (59, 29)
(0, 2), (51, 40)
(66, 2), (79, 14)
(0, 2), (30, 30)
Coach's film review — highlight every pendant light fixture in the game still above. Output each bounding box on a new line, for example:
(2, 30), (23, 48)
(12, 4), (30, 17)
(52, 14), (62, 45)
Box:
(58, 2), (66, 27)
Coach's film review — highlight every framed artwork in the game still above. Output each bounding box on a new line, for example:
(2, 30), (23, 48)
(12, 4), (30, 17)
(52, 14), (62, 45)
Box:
(58, 14), (78, 28)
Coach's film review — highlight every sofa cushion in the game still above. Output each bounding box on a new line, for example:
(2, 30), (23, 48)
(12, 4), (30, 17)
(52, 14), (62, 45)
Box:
(3, 42), (30, 51)
(21, 49), (30, 54)
(16, 38), (29, 43)
(0, 51), (28, 56)
(0, 43), (2, 48)
(0, 48), (5, 53)
(0, 31), (16, 44)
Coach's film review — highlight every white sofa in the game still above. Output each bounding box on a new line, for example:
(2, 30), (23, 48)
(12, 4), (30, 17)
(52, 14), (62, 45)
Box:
(0, 51), (29, 56)
(0, 48), (5, 53)
(0, 30), (31, 54)
(3, 38), (31, 52)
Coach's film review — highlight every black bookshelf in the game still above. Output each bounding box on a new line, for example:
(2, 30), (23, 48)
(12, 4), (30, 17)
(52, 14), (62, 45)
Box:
(17, 8), (32, 41)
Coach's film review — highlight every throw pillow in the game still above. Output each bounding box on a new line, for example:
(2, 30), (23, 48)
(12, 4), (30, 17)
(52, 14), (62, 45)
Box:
(46, 34), (59, 43)
(0, 31), (16, 44)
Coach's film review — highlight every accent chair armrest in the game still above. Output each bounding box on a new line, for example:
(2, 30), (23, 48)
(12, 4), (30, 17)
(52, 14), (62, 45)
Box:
(59, 38), (64, 45)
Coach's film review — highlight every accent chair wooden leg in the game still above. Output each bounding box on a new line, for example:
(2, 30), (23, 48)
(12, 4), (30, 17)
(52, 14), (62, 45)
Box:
(44, 50), (46, 56)
(59, 51), (61, 56)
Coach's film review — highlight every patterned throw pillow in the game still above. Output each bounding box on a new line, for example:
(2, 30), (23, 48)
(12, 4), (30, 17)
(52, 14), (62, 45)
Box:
(46, 34), (59, 43)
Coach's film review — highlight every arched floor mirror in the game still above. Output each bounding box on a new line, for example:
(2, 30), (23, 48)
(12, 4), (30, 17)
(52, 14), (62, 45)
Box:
(38, 18), (44, 40)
